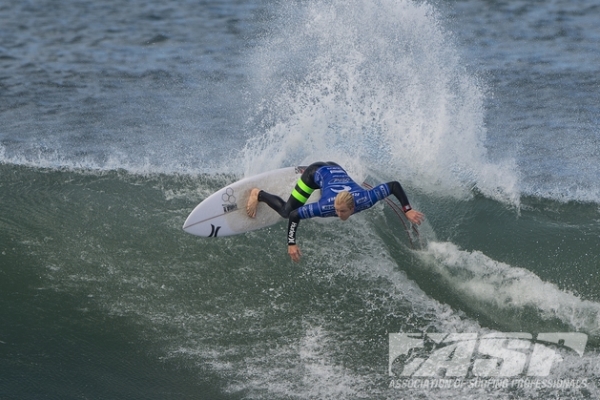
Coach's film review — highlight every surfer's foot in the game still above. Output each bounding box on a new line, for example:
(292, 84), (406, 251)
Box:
(246, 188), (260, 218)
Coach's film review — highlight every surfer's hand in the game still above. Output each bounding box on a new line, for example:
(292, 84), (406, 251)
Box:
(288, 245), (301, 262)
(405, 209), (424, 225)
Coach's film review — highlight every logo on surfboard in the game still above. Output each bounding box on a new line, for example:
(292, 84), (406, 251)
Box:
(209, 224), (221, 237)
(221, 187), (238, 213)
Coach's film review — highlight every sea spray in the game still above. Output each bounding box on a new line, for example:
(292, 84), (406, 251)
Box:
(242, 0), (520, 206)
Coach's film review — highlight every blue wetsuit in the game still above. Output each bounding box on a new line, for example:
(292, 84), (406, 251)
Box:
(257, 162), (413, 245)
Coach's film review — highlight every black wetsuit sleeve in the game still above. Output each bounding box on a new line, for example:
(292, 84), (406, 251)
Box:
(386, 181), (412, 212)
(287, 209), (301, 245)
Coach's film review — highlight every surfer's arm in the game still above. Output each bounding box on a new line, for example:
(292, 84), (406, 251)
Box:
(385, 181), (411, 211)
(287, 209), (302, 262)
(287, 202), (321, 246)
(287, 210), (301, 246)
(385, 181), (425, 225)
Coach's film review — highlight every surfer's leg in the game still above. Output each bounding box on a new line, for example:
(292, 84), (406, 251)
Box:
(246, 188), (263, 218)
(246, 162), (326, 218)
(260, 191), (294, 218)
(247, 188), (292, 219)
(281, 163), (326, 214)
(246, 178), (315, 219)
(289, 162), (325, 199)
(299, 162), (326, 187)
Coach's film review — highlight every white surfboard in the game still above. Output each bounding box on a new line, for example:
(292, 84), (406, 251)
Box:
(183, 166), (321, 237)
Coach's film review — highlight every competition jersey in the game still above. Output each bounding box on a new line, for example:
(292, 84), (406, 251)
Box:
(296, 165), (391, 220)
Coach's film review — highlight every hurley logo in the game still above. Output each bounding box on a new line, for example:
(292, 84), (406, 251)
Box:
(288, 222), (298, 244)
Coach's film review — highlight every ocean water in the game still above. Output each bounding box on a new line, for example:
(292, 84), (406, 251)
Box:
(1, 0), (599, 399)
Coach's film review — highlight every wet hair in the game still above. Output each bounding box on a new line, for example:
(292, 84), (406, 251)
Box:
(334, 191), (354, 209)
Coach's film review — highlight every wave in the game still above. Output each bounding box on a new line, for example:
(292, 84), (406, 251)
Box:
(0, 141), (239, 177)
(2, 157), (598, 399)
(418, 241), (600, 337)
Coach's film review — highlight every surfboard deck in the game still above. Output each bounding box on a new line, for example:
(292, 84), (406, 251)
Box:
(183, 166), (320, 237)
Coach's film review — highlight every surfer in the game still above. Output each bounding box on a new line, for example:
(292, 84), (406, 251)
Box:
(246, 162), (424, 262)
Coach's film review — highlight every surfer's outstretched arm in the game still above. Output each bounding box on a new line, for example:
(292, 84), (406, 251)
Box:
(385, 181), (425, 225)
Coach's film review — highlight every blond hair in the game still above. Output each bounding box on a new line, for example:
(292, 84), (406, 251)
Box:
(334, 191), (354, 209)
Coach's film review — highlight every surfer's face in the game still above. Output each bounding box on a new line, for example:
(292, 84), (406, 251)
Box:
(335, 205), (353, 221)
